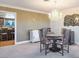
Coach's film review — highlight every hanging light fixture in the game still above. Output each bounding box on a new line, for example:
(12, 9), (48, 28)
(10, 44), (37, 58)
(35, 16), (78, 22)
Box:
(44, 0), (63, 34)
(47, 0), (62, 21)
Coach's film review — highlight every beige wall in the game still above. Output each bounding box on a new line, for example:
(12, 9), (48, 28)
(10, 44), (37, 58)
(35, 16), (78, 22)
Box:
(0, 6), (50, 42)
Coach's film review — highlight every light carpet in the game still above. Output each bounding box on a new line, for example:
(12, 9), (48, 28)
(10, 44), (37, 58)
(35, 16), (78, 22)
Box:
(0, 43), (79, 58)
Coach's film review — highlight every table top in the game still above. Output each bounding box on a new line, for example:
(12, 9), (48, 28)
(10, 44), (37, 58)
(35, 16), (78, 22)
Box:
(46, 32), (63, 37)
(46, 33), (63, 41)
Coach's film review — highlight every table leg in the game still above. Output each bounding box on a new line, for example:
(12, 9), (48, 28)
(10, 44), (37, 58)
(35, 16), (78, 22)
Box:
(49, 39), (60, 52)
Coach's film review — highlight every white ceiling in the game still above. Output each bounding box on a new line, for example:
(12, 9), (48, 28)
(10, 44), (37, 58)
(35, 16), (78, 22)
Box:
(0, 0), (79, 13)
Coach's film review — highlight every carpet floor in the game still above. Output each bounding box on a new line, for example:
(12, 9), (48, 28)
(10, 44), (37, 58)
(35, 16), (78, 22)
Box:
(0, 43), (79, 58)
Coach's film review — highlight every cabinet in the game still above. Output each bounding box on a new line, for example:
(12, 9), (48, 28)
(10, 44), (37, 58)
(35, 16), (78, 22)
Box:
(29, 29), (40, 42)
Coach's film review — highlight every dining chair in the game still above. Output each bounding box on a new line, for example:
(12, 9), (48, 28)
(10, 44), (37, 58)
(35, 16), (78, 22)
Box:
(57, 29), (70, 56)
(40, 28), (52, 55)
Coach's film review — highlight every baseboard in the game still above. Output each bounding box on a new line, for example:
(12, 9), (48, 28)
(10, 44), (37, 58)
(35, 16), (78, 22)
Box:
(16, 40), (30, 45)
(30, 41), (40, 43)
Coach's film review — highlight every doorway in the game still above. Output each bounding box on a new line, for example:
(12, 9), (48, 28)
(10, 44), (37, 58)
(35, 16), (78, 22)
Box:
(0, 11), (16, 47)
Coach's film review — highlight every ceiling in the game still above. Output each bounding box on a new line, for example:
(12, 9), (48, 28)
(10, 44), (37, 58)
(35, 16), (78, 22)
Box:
(0, 0), (79, 13)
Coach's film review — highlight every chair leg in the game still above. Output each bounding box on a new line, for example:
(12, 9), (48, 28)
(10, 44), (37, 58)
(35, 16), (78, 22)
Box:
(67, 45), (69, 53)
(45, 44), (48, 55)
(61, 45), (64, 56)
(40, 43), (42, 52)
(43, 44), (45, 48)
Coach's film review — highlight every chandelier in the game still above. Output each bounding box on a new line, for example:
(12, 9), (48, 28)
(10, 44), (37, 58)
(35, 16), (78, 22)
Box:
(45, 0), (62, 21)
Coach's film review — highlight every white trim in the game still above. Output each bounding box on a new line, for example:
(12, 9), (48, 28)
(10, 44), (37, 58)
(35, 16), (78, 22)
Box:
(16, 41), (30, 45)
(0, 4), (48, 14)
(15, 12), (17, 45)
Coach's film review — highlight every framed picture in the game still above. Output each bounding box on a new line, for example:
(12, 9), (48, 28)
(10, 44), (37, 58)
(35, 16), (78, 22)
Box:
(64, 14), (79, 26)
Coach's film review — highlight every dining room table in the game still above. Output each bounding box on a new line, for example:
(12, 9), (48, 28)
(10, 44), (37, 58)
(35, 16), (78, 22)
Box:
(46, 32), (63, 52)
